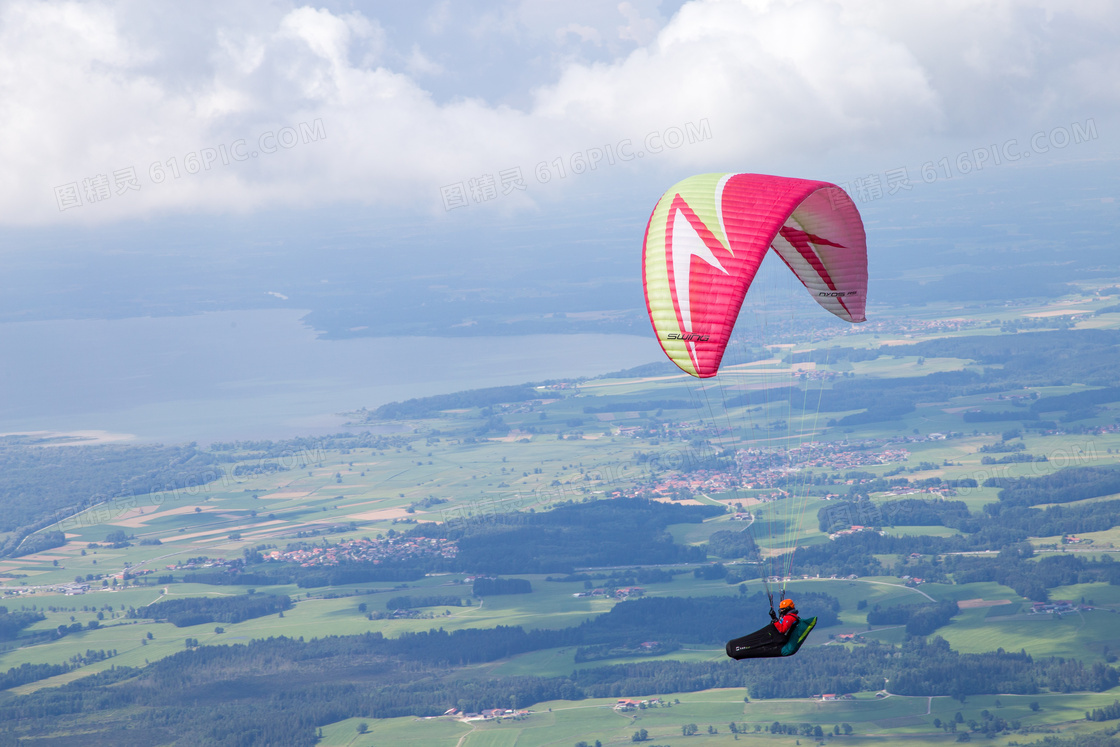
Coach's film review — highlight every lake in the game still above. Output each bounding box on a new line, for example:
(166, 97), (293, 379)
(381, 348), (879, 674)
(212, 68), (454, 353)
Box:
(0, 309), (661, 444)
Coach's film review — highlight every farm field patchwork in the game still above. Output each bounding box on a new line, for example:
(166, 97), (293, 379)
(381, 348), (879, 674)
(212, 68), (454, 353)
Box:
(3, 303), (1120, 743)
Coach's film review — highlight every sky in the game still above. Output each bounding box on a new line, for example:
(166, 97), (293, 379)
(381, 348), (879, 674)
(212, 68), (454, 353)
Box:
(2, 0), (1118, 226)
(1, 0), (1119, 441)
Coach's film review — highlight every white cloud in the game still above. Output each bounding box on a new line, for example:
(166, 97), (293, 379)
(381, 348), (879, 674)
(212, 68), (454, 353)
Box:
(424, 1), (453, 36)
(475, 0), (669, 51)
(556, 23), (603, 47)
(535, 1), (942, 154)
(405, 44), (444, 77)
(618, 2), (662, 45)
(1, 0), (1116, 226)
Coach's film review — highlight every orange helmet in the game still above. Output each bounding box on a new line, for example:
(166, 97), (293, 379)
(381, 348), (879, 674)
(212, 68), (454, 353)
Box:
(779, 598), (795, 610)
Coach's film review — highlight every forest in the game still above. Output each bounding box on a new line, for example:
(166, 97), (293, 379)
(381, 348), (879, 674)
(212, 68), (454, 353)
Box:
(208, 432), (410, 457)
(807, 465), (1120, 591)
(0, 443), (221, 557)
(1, 617), (1115, 746)
(865, 599), (960, 636)
(722, 328), (1120, 428)
(0, 607), (44, 642)
(987, 466), (1120, 507)
(130, 594), (293, 627)
(170, 499), (725, 593)
(821, 490), (1120, 540)
(412, 498), (721, 573)
(4, 327), (1120, 745)
(369, 385), (542, 420)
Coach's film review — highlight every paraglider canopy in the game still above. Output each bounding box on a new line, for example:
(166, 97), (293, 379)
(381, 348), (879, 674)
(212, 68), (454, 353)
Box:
(642, 173), (868, 378)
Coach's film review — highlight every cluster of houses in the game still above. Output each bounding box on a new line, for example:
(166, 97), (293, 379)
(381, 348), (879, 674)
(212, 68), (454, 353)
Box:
(265, 536), (457, 567)
(608, 434), (960, 501)
(1030, 600), (1079, 614)
(644, 469), (740, 499)
(745, 491), (787, 504)
(604, 434), (927, 499)
(734, 442), (914, 490)
(766, 574), (858, 584)
(878, 484), (958, 498)
(3, 580), (90, 597)
(850, 316), (979, 338)
(165, 557), (232, 571)
(1034, 423), (1120, 437)
(828, 525), (883, 540)
(816, 693), (857, 701)
(615, 420), (715, 442)
(791, 369), (839, 381)
(119, 568), (154, 579)
(441, 707), (530, 722)
(985, 393), (1034, 404)
(614, 698), (664, 712)
(572, 586), (645, 599)
(810, 446), (912, 472)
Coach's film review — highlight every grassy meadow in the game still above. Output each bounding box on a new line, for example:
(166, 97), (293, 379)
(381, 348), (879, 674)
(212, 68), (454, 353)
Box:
(3, 291), (1120, 741)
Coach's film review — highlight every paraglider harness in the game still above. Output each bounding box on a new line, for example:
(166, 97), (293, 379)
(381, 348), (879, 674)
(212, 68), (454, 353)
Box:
(724, 589), (816, 661)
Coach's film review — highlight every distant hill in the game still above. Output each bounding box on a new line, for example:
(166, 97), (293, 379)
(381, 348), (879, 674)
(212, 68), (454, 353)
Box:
(369, 385), (542, 419)
(0, 443), (221, 557)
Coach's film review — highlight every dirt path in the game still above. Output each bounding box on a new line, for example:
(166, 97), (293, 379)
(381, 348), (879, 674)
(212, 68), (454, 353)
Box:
(454, 723), (478, 747)
(810, 577), (935, 601)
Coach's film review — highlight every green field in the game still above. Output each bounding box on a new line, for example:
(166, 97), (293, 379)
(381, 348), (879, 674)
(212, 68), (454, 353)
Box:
(316, 687), (1120, 747)
(4, 293), (1120, 742)
(940, 607), (1120, 661)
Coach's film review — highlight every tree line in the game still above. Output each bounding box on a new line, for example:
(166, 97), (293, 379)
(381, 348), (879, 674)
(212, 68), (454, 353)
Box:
(821, 490), (1120, 539)
(985, 466), (1120, 508)
(370, 385), (542, 419)
(385, 595), (464, 610)
(0, 442), (221, 557)
(0, 606), (45, 641)
(412, 498), (721, 574)
(866, 599), (959, 636)
(1, 610), (1116, 746)
(129, 594), (292, 627)
(744, 329), (1120, 427)
(208, 432), (410, 460)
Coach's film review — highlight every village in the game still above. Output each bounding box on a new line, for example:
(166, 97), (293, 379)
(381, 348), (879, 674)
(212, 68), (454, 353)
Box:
(737, 439), (916, 477)
(265, 536), (458, 567)
(154, 536), (460, 575)
(611, 437), (927, 503)
(437, 706), (532, 723)
(571, 586), (645, 599)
